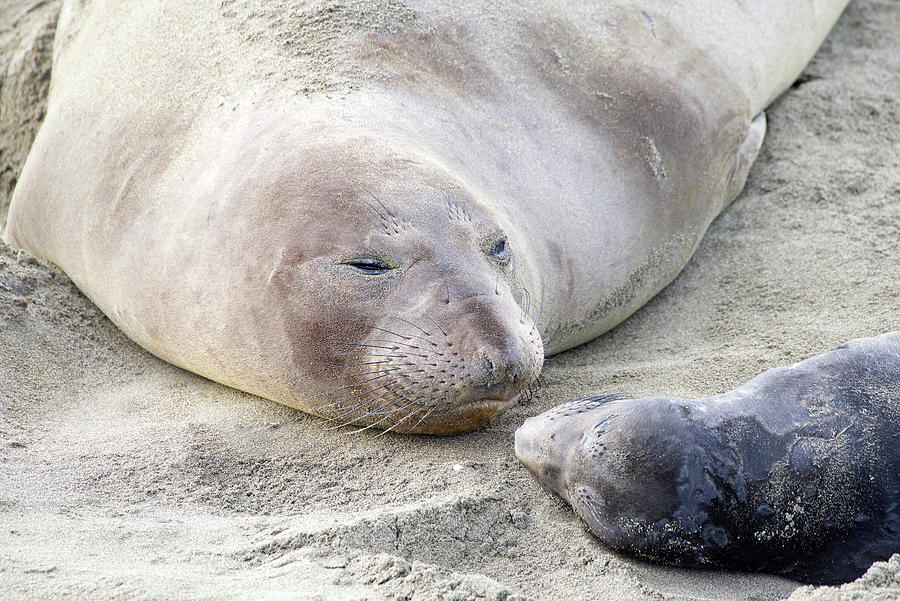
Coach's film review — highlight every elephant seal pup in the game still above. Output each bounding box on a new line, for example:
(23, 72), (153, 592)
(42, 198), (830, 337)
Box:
(3, 1), (849, 432)
(515, 332), (900, 584)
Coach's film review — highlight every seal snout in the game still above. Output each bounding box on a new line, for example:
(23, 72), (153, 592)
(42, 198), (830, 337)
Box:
(439, 286), (544, 409)
(514, 415), (571, 502)
(462, 330), (543, 415)
(513, 417), (552, 476)
(474, 337), (540, 389)
(513, 417), (538, 465)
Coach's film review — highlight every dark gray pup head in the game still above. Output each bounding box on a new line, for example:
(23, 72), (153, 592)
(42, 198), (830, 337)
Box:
(514, 395), (709, 559)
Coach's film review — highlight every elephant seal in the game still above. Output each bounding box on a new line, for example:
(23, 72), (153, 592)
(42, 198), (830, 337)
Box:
(514, 332), (900, 584)
(3, 0), (850, 433)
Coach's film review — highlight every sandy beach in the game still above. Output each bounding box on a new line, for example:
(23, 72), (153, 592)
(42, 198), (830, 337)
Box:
(1, 0), (898, 599)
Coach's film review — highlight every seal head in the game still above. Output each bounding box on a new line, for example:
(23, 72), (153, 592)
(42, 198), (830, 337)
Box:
(265, 146), (546, 434)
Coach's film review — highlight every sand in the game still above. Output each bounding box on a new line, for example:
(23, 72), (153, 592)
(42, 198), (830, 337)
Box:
(0, 0), (56, 228)
(1, 0), (898, 599)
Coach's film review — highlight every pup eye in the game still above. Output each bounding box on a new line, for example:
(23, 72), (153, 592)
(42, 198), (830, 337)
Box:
(344, 258), (391, 275)
(489, 235), (509, 260)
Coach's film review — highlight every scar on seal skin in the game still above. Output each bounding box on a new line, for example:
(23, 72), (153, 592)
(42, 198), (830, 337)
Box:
(515, 332), (900, 585)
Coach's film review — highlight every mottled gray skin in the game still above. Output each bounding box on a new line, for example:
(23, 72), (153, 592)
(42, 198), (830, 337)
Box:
(515, 332), (900, 584)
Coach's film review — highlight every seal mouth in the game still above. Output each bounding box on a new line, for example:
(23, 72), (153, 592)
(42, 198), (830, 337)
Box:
(401, 396), (517, 436)
(454, 395), (518, 421)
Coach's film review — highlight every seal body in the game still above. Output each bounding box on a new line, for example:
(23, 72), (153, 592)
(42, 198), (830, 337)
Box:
(2, 0), (849, 432)
(515, 332), (900, 584)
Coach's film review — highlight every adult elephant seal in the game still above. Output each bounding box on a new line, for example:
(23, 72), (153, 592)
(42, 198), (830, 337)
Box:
(3, 0), (851, 434)
(515, 332), (900, 584)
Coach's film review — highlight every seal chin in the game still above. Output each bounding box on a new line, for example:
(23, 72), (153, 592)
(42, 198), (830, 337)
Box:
(405, 396), (521, 436)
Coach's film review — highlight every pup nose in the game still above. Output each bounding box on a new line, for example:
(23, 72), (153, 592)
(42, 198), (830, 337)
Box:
(514, 419), (539, 465)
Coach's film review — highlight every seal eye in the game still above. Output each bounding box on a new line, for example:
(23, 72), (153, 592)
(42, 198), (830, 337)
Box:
(344, 258), (391, 275)
(489, 235), (509, 261)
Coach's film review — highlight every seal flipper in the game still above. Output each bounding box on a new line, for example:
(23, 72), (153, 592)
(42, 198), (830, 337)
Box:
(723, 112), (766, 208)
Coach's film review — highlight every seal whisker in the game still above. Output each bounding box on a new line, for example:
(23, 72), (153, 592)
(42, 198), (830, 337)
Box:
(376, 384), (429, 409)
(319, 371), (398, 396)
(377, 322), (439, 347)
(323, 395), (399, 429)
(368, 351), (431, 359)
(318, 377), (405, 412)
(345, 391), (428, 434)
(314, 360), (392, 373)
(359, 387), (423, 414)
(420, 315), (448, 337)
(319, 388), (399, 417)
(442, 276), (450, 305)
(531, 296), (545, 325)
(360, 185), (396, 219)
(396, 404), (438, 435)
(370, 325), (413, 340)
(334, 341), (401, 351)
(322, 366), (404, 382)
(388, 316), (432, 337)
(360, 197), (389, 227)
(393, 334), (439, 348)
(373, 405), (429, 437)
(320, 362), (415, 376)
(521, 374), (545, 402)
(319, 380), (404, 413)
(370, 338), (424, 351)
(335, 378), (432, 430)
(325, 380), (425, 429)
(323, 377), (419, 414)
(370, 403), (431, 437)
